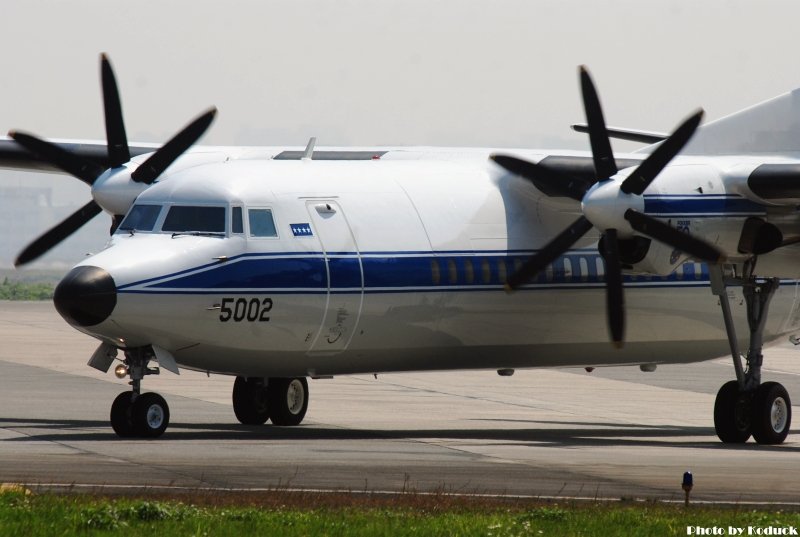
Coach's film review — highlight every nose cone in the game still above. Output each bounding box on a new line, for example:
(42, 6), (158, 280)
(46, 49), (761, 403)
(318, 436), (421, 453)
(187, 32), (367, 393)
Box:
(54, 266), (117, 327)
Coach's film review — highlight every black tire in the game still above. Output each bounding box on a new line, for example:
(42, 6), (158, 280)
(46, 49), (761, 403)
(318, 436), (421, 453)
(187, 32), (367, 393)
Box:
(269, 377), (309, 426)
(751, 381), (791, 445)
(714, 380), (752, 443)
(110, 391), (135, 437)
(131, 392), (170, 438)
(232, 376), (270, 425)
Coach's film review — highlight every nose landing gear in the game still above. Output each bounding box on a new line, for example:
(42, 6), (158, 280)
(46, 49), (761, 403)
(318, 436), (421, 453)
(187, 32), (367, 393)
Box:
(711, 267), (791, 444)
(109, 347), (170, 438)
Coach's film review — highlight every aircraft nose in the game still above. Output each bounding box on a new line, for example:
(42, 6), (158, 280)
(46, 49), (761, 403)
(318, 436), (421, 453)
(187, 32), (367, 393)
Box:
(54, 266), (117, 327)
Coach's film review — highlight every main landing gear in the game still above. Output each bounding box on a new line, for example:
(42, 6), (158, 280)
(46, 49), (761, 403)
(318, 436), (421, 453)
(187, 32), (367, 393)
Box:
(232, 376), (309, 426)
(711, 267), (791, 444)
(110, 348), (170, 438)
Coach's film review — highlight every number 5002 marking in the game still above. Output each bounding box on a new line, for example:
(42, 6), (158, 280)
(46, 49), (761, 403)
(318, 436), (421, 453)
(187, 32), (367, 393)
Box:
(219, 297), (273, 322)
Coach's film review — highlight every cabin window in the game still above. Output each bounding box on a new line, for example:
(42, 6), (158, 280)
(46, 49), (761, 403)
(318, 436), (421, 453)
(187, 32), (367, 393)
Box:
(497, 258), (507, 284)
(162, 206), (226, 233)
(679, 263), (689, 280)
(464, 259), (475, 284)
(231, 206), (244, 234)
(248, 208), (278, 237)
(431, 259), (441, 285)
(447, 259), (458, 284)
(119, 204), (162, 232)
(481, 258), (492, 284)
(563, 258), (573, 281)
(579, 258), (589, 282)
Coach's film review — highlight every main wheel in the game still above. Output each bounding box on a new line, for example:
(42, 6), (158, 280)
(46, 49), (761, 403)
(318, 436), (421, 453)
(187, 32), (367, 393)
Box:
(232, 376), (270, 425)
(110, 391), (135, 437)
(751, 381), (791, 445)
(131, 392), (170, 438)
(269, 377), (309, 426)
(714, 380), (752, 443)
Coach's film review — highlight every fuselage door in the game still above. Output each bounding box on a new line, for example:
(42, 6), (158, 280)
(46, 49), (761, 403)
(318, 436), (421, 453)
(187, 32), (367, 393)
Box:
(306, 200), (364, 354)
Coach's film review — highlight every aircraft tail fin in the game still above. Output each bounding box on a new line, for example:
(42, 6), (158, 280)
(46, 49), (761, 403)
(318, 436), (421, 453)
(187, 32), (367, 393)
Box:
(682, 89), (800, 156)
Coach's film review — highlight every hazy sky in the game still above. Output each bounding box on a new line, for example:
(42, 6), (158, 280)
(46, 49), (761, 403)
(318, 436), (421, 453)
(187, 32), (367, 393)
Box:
(2, 0), (800, 268)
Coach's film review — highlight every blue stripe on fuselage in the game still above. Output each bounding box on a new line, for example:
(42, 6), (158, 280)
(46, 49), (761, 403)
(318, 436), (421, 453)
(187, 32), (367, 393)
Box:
(117, 251), (711, 294)
(146, 255), (328, 290)
(643, 194), (764, 217)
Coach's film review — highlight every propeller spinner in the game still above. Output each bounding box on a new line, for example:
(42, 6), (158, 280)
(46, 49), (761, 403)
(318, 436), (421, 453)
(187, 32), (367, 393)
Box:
(492, 66), (723, 347)
(9, 54), (216, 267)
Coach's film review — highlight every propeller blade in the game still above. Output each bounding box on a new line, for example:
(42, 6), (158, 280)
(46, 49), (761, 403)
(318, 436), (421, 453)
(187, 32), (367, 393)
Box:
(620, 110), (704, 195)
(506, 216), (594, 289)
(14, 200), (102, 267)
(101, 54), (131, 168)
(9, 131), (105, 186)
(624, 209), (724, 263)
(131, 107), (217, 184)
(579, 66), (617, 180)
(491, 154), (591, 201)
(602, 228), (625, 347)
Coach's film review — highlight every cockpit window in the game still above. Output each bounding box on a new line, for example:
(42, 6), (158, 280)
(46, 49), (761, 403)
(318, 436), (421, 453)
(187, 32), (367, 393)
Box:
(162, 206), (226, 233)
(231, 206), (244, 234)
(119, 204), (162, 232)
(248, 208), (278, 237)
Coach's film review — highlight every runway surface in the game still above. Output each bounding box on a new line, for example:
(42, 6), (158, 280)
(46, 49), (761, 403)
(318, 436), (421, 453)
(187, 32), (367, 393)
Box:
(2, 301), (800, 503)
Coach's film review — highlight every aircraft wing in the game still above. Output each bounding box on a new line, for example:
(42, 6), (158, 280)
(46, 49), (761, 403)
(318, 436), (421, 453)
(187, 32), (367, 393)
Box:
(570, 124), (667, 145)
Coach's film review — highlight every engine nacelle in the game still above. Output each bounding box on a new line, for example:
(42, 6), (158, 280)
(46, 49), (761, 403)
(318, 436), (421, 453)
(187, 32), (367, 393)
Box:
(609, 162), (788, 276)
(618, 235), (682, 275)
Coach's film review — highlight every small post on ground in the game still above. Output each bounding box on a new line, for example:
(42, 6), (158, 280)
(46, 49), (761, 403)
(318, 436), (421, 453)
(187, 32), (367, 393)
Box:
(682, 471), (693, 507)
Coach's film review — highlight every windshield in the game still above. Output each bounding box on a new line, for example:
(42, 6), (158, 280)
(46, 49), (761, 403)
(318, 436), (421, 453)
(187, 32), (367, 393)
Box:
(119, 204), (162, 232)
(162, 206), (226, 233)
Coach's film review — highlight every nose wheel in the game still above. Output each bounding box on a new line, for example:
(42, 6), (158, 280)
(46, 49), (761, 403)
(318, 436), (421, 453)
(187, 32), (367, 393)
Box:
(110, 391), (170, 438)
(109, 347), (170, 438)
(711, 267), (791, 444)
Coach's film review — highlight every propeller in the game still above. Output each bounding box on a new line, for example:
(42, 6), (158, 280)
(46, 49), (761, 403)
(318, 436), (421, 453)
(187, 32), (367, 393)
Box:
(492, 66), (722, 347)
(9, 54), (216, 267)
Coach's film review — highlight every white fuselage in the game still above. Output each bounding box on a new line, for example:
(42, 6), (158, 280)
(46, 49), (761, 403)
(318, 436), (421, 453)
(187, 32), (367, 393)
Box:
(70, 156), (800, 377)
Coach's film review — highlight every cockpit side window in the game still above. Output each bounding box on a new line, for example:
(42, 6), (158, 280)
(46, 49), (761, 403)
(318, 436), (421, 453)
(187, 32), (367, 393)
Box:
(119, 204), (162, 232)
(231, 206), (244, 234)
(248, 208), (278, 237)
(162, 206), (226, 233)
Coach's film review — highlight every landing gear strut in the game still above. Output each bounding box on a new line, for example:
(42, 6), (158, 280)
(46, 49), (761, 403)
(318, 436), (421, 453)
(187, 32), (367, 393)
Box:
(711, 266), (791, 444)
(110, 347), (170, 438)
(232, 376), (309, 427)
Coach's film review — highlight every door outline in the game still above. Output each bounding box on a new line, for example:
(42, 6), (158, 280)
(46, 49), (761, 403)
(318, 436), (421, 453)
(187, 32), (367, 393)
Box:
(305, 200), (364, 354)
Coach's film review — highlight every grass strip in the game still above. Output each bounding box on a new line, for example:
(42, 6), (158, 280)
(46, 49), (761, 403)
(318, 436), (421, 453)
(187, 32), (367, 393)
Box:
(0, 278), (54, 300)
(1, 489), (800, 536)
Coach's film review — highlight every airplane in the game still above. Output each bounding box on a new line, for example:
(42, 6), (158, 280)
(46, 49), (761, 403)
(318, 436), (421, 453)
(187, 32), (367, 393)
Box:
(2, 54), (800, 445)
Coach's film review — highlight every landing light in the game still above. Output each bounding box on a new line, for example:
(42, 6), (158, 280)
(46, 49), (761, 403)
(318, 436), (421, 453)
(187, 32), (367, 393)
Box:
(114, 364), (128, 379)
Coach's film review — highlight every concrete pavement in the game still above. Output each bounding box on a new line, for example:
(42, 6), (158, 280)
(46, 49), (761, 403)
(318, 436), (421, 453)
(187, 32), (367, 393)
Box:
(2, 301), (800, 503)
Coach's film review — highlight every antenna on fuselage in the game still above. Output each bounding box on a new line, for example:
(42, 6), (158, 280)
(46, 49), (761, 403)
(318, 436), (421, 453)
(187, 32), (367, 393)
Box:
(301, 137), (317, 161)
